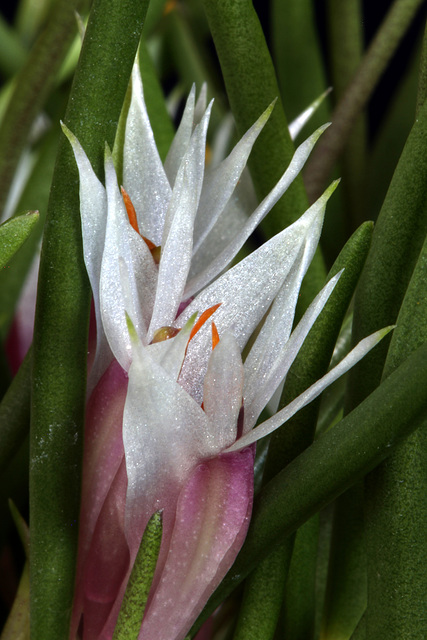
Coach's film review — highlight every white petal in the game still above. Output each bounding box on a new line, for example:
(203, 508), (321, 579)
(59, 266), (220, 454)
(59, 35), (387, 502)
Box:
(187, 172), (253, 281)
(288, 89), (332, 140)
(62, 123), (112, 383)
(147, 103), (213, 339)
(159, 313), (197, 381)
(100, 149), (157, 369)
(164, 85), (196, 187)
(243, 271), (342, 432)
(185, 125), (331, 299)
(123, 344), (213, 548)
(194, 83), (208, 125)
(123, 64), (171, 246)
(203, 332), (244, 450)
(226, 327), (394, 451)
(192, 102), (274, 254)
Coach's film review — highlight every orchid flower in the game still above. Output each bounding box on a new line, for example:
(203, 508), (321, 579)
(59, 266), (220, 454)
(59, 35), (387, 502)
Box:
(64, 62), (389, 640)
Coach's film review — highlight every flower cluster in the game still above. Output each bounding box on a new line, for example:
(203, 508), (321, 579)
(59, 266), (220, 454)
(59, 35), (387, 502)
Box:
(65, 62), (386, 640)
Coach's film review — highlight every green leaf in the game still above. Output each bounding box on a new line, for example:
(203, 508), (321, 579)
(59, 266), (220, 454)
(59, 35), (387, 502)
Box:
(29, 1), (150, 638)
(192, 340), (427, 634)
(113, 511), (163, 640)
(320, 484), (367, 640)
(202, 0), (326, 309)
(364, 228), (427, 639)
(0, 212), (39, 271)
(347, 96), (427, 411)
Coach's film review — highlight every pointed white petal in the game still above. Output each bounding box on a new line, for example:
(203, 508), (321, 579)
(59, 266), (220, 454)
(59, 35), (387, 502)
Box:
(159, 313), (197, 381)
(288, 88), (332, 140)
(192, 102), (274, 254)
(123, 64), (171, 246)
(175, 210), (319, 403)
(187, 172), (252, 281)
(122, 343), (213, 550)
(62, 123), (112, 382)
(185, 126), (331, 299)
(147, 103), (213, 339)
(210, 113), (234, 167)
(226, 327), (394, 451)
(194, 83), (208, 125)
(164, 85), (196, 187)
(100, 150), (157, 369)
(203, 332), (244, 450)
(244, 271), (342, 432)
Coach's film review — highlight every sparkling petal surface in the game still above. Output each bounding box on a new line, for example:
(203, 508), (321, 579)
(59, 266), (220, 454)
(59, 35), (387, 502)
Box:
(228, 328), (393, 451)
(185, 124), (329, 298)
(138, 448), (255, 640)
(244, 271), (342, 431)
(62, 123), (111, 385)
(100, 150), (158, 369)
(147, 103), (212, 338)
(192, 103), (273, 254)
(123, 64), (171, 245)
(203, 332), (244, 450)
(164, 86), (196, 187)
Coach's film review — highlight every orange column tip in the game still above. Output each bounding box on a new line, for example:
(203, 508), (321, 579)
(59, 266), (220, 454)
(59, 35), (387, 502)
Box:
(189, 303), (221, 342)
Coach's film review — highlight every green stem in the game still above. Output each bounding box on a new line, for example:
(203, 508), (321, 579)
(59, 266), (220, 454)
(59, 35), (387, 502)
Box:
(305, 0), (425, 202)
(29, 1), (150, 638)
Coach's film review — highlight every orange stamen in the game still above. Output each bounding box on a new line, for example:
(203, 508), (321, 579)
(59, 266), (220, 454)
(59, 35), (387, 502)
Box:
(121, 186), (140, 235)
(189, 303), (221, 342)
(211, 321), (219, 350)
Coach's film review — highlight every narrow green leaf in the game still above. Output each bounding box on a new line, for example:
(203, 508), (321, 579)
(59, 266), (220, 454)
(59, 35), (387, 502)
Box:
(327, 0), (367, 232)
(347, 96), (427, 411)
(113, 511), (163, 640)
(364, 229), (427, 639)
(232, 540), (292, 640)
(9, 499), (30, 557)
(202, 0), (326, 308)
(0, 212), (39, 271)
(29, 1), (150, 638)
(281, 516), (319, 639)
(305, 0), (426, 202)
(192, 340), (427, 633)
(416, 19), (427, 113)
(233, 221), (373, 640)
(320, 484), (366, 640)
(271, 0), (329, 129)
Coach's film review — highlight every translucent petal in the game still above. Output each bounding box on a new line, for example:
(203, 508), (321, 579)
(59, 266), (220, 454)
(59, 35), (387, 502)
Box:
(192, 102), (274, 253)
(288, 88), (332, 140)
(194, 83), (208, 125)
(244, 271), (342, 431)
(227, 327), (394, 451)
(62, 123), (112, 383)
(147, 103), (213, 339)
(123, 64), (171, 245)
(203, 332), (244, 450)
(164, 85), (196, 187)
(176, 212), (318, 403)
(122, 344), (212, 556)
(185, 125), (331, 299)
(138, 448), (254, 640)
(100, 150), (158, 369)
